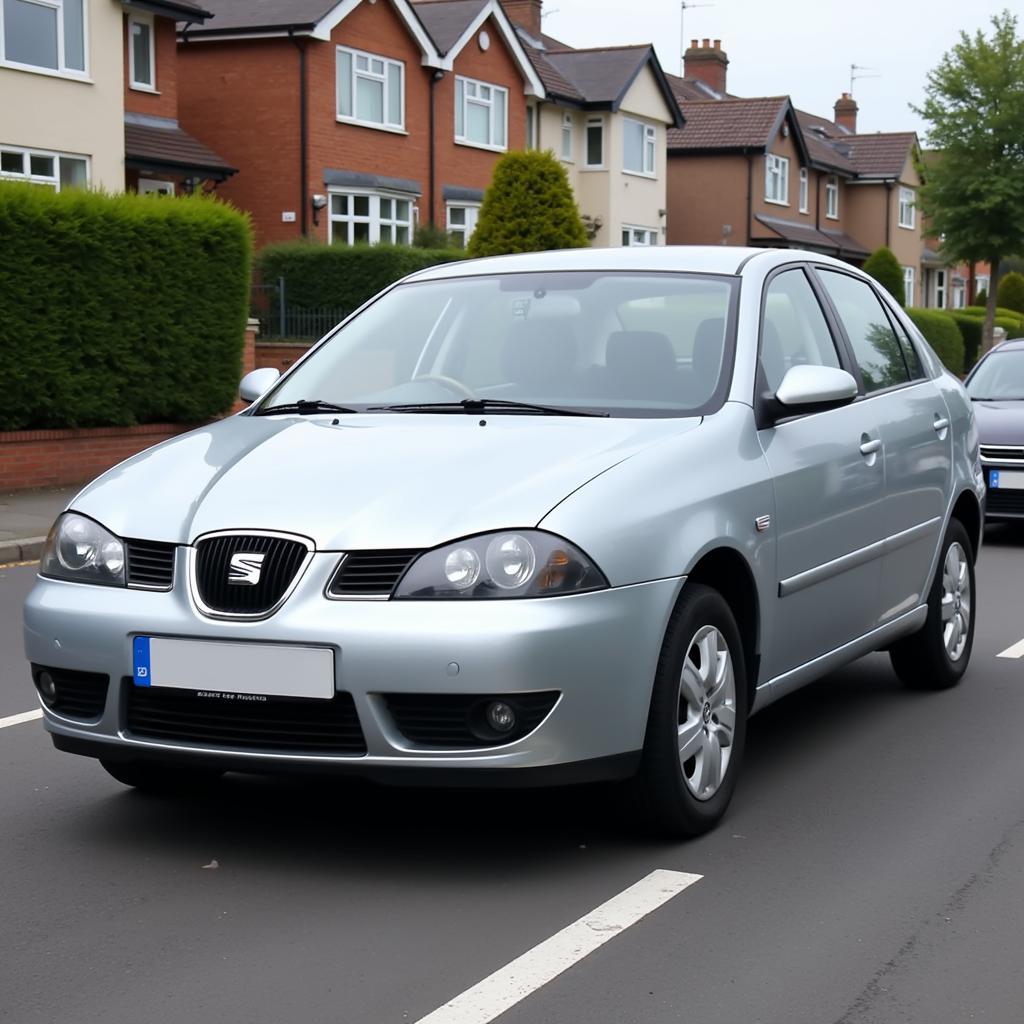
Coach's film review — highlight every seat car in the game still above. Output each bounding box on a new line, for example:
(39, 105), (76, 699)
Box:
(963, 337), (1024, 521)
(23, 247), (984, 836)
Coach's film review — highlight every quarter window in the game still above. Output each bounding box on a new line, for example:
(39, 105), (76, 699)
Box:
(0, 144), (87, 188)
(825, 175), (839, 219)
(585, 116), (604, 167)
(337, 46), (404, 130)
(455, 76), (507, 150)
(329, 192), (413, 245)
(798, 168), (808, 213)
(128, 12), (154, 90)
(765, 153), (789, 204)
(623, 118), (656, 176)
(898, 187), (915, 229)
(1, 0), (85, 74)
(446, 203), (480, 249)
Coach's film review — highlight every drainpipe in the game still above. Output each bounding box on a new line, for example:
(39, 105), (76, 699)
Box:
(289, 29), (309, 237)
(884, 181), (893, 248)
(745, 153), (753, 245)
(429, 70), (443, 228)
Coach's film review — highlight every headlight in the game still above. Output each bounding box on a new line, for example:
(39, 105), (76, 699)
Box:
(394, 530), (607, 599)
(40, 513), (126, 587)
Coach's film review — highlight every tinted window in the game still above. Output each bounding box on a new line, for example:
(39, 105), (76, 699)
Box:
(818, 271), (911, 392)
(760, 269), (841, 393)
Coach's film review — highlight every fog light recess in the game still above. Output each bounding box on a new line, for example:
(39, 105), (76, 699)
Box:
(485, 700), (516, 734)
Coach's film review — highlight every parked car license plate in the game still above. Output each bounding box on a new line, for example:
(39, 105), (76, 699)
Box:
(132, 636), (334, 700)
(990, 470), (1024, 490)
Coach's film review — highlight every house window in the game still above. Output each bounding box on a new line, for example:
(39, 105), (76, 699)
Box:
(0, 144), (87, 189)
(623, 118), (656, 176)
(765, 154), (789, 204)
(621, 225), (658, 247)
(128, 12), (155, 90)
(337, 46), (404, 130)
(903, 266), (915, 307)
(1, 0), (86, 74)
(525, 105), (536, 149)
(935, 269), (946, 309)
(898, 186), (915, 229)
(798, 168), (808, 213)
(952, 282), (965, 309)
(975, 275), (990, 299)
(138, 177), (174, 195)
(447, 203), (480, 248)
(585, 116), (604, 168)
(560, 112), (573, 161)
(825, 175), (839, 219)
(455, 76), (507, 150)
(329, 192), (414, 245)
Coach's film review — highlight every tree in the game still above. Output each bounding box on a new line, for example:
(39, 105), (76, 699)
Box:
(468, 150), (589, 258)
(913, 10), (1024, 349)
(863, 246), (906, 305)
(997, 270), (1024, 313)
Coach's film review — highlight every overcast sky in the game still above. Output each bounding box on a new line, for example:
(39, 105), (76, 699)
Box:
(541, 0), (1013, 138)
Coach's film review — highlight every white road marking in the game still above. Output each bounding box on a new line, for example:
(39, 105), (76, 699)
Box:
(413, 868), (702, 1024)
(997, 638), (1024, 659)
(0, 709), (43, 729)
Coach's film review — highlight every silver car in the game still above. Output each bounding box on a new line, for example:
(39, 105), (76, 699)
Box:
(23, 247), (984, 836)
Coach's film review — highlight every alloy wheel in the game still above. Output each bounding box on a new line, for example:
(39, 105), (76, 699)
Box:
(941, 541), (971, 662)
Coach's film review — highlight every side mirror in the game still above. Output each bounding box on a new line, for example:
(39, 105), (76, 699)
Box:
(776, 365), (858, 408)
(239, 367), (280, 404)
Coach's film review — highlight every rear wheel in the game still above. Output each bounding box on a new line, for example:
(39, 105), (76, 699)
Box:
(889, 518), (975, 690)
(101, 758), (223, 794)
(632, 584), (748, 838)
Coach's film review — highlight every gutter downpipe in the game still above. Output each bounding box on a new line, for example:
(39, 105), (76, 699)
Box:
(289, 29), (309, 236)
(885, 181), (893, 248)
(745, 152), (753, 245)
(429, 70), (441, 229)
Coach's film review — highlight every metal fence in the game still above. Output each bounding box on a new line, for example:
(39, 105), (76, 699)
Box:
(251, 278), (347, 340)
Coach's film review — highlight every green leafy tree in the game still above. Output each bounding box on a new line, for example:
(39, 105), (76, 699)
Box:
(997, 270), (1024, 313)
(863, 246), (905, 305)
(468, 150), (589, 258)
(913, 10), (1024, 348)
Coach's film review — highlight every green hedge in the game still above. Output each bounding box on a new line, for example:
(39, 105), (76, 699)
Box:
(863, 246), (905, 306)
(996, 271), (1024, 314)
(947, 312), (982, 370)
(907, 308), (964, 374)
(960, 305), (1024, 325)
(0, 184), (251, 431)
(255, 242), (467, 311)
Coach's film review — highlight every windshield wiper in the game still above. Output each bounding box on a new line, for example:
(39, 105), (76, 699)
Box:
(255, 399), (360, 416)
(369, 398), (608, 418)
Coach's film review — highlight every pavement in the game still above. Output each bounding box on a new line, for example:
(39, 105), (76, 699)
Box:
(0, 485), (77, 563)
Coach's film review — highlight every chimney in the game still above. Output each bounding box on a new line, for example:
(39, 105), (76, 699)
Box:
(500, 0), (542, 37)
(683, 38), (728, 96)
(834, 92), (858, 133)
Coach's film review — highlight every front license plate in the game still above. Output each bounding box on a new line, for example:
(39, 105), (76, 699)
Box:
(132, 637), (334, 700)
(990, 469), (1024, 490)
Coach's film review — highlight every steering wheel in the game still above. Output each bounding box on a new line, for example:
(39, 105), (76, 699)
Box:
(412, 374), (476, 400)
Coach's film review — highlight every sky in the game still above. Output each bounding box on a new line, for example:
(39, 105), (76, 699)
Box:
(541, 0), (1014, 138)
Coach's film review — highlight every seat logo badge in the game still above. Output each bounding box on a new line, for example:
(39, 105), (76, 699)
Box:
(228, 552), (266, 586)
(755, 515), (772, 533)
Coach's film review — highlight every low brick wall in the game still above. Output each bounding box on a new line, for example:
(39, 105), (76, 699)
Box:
(256, 341), (313, 374)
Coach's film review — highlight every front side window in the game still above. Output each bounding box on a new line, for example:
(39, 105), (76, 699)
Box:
(0, 144), (87, 189)
(2, 0), (85, 74)
(898, 186), (916, 229)
(128, 12), (154, 89)
(585, 116), (604, 167)
(903, 266), (915, 307)
(798, 168), (808, 213)
(825, 175), (839, 219)
(455, 76), (507, 150)
(621, 226), (658, 246)
(623, 118), (656, 176)
(818, 270), (912, 392)
(446, 203), (480, 248)
(337, 46), (404, 130)
(329, 192), (413, 245)
(765, 153), (789, 204)
(560, 112), (573, 161)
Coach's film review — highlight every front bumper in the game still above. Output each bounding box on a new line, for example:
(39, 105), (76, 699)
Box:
(23, 549), (682, 781)
(981, 462), (1024, 520)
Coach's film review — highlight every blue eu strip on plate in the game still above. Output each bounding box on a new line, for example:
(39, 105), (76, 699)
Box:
(133, 636), (152, 687)
(990, 470), (1001, 489)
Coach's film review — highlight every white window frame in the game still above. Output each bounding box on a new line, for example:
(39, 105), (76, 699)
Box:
(455, 75), (508, 152)
(798, 167), (808, 213)
(336, 45), (405, 132)
(138, 177), (174, 195)
(764, 153), (789, 205)
(328, 190), (415, 246)
(825, 175), (839, 219)
(0, 144), (89, 189)
(976, 275), (990, 298)
(584, 115), (604, 169)
(903, 266), (915, 308)
(525, 104), (537, 150)
(560, 112), (573, 162)
(0, 0), (88, 78)
(446, 202), (480, 249)
(952, 282), (966, 309)
(623, 118), (656, 177)
(128, 11), (155, 91)
(898, 186), (916, 229)
(621, 225), (658, 247)
(935, 269), (946, 309)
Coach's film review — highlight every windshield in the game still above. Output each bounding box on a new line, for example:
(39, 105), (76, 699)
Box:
(259, 271), (738, 417)
(966, 350), (1024, 400)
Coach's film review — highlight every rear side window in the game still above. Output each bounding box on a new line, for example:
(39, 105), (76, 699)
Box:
(886, 311), (927, 380)
(817, 270), (912, 392)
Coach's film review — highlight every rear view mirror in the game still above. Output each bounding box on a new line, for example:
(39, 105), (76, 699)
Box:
(239, 367), (281, 404)
(776, 365), (858, 408)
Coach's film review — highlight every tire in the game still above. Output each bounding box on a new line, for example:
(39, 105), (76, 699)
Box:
(632, 583), (749, 838)
(889, 518), (975, 690)
(101, 758), (224, 794)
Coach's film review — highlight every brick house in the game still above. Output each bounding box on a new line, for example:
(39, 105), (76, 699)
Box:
(176, 0), (543, 248)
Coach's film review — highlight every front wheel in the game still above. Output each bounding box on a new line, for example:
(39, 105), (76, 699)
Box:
(101, 758), (224, 794)
(632, 584), (748, 838)
(889, 518), (975, 690)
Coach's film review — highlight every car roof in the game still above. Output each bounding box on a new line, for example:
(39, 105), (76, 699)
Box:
(990, 338), (1024, 353)
(405, 245), (856, 282)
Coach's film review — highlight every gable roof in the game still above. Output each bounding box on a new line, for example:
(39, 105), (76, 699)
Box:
(794, 110), (855, 174)
(667, 96), (807, 163)
(843, 132), (917, 179)
(411, 0), (486, 52)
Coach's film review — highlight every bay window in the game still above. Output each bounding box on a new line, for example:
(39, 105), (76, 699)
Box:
(330, 192), (414, 245)
(0, 144), (87, 188)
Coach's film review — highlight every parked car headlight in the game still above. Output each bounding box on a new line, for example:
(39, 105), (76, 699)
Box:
(395, 531), (608, 599)
(40, 513), (126, 587)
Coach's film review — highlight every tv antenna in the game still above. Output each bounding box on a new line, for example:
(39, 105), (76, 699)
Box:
(680, 1), (716, 75)
(849, 63), (881, 94)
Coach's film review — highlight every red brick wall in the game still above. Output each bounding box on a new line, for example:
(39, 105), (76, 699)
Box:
(256, 341), (312, 374)
(124, 14), (179, 119)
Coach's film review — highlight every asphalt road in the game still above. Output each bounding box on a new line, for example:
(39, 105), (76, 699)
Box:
(2, 527), (1024, 1024)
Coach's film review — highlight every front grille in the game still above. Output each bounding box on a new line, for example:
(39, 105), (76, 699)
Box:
(383, 691), (560, 748)
(328, 550), (422, 598)
(193, 533), (310, 617)
(126, 539), (176, 590)
(32, 664), (109, 720)
(125, 682), (366, 755)
(985, 487), (1024, 516)
(981, 444), (1024, 463)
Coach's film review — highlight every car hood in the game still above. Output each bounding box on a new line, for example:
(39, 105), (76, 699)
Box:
(70, 413), (702, 549)
(971, 400), (1024, 445)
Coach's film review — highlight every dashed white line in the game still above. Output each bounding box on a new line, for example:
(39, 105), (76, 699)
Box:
(997, 638), (1024, 659)
(412, 868), (702, 1024)
(0, 709), (43, 729)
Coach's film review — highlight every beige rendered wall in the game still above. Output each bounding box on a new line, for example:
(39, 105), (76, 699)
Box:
(0, 0), (124, 190)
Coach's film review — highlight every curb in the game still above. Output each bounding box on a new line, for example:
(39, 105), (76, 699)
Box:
(0, 536), (46, 565)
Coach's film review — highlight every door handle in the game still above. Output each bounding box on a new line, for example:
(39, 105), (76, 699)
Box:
(933, 417), (949, 432)
(860, 438), (882, 456)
